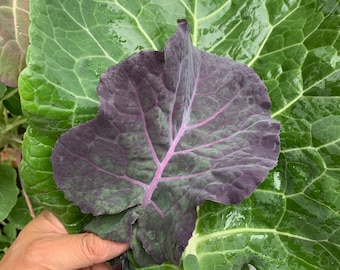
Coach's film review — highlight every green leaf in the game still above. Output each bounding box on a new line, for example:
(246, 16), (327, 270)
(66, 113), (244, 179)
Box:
(0, 164), (19, 221)
(0, 82), (6, 98)
(19, 0), (340, 269)
(183, 255), (199, 270)
(3, 222), (17, 242)
(0, 234), (11, 250)
(0, 0), (29, 87)
(3, 87), (23, 115)
(7, 196), (43, 230)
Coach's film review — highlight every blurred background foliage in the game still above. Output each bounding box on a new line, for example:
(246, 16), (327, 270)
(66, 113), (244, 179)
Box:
(0, 0), (42, 260)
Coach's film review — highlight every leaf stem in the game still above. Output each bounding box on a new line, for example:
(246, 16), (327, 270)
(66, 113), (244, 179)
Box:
(2, 88), (19, 100)
(17, 146), (36, 219)
(2, 117), (26, 133)
(22, 190), (36, 219)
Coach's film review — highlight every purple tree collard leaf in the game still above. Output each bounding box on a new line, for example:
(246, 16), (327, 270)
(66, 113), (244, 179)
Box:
(51, 20), (280, 266)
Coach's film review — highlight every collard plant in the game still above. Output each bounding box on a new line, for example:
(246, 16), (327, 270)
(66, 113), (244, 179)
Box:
(18, 0), (339, 269)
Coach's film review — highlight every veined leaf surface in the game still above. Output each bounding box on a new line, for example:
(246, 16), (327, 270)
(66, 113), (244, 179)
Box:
(0, 0), (29, 87)
(19, 0), (340, 269)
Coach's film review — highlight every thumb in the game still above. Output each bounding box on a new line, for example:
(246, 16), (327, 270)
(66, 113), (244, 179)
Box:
(48, 233), (129, 269)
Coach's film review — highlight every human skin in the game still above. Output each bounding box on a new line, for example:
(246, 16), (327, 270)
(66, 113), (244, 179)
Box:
(0, 210), (129, 270)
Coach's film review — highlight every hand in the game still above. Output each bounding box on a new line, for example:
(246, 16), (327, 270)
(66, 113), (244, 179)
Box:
(0, 210), (129, 270)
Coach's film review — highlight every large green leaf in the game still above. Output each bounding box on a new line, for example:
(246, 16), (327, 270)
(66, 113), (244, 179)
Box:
(0, 82), (6, 98)
(0, 164), (19, 221)
(19, 0), (339, 268)
(0, 0), (29, 87)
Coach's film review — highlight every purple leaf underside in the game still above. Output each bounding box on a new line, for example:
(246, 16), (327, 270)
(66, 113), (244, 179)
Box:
(51, 20), (280, 266)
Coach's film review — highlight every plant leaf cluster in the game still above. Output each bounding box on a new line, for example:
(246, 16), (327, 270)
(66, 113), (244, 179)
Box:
(14, 0), (340, 269)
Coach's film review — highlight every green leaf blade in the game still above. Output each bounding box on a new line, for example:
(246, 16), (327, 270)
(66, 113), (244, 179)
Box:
(182, 0), (340, 269)
(0, 164), (19, 221)
(0, 0), (29, 87)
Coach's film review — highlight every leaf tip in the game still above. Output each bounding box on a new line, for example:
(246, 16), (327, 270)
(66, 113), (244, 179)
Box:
(177, 18), (188, 24)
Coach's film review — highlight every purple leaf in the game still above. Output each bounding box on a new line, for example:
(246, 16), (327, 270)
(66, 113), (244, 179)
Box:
(51, 20), (280, 266)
